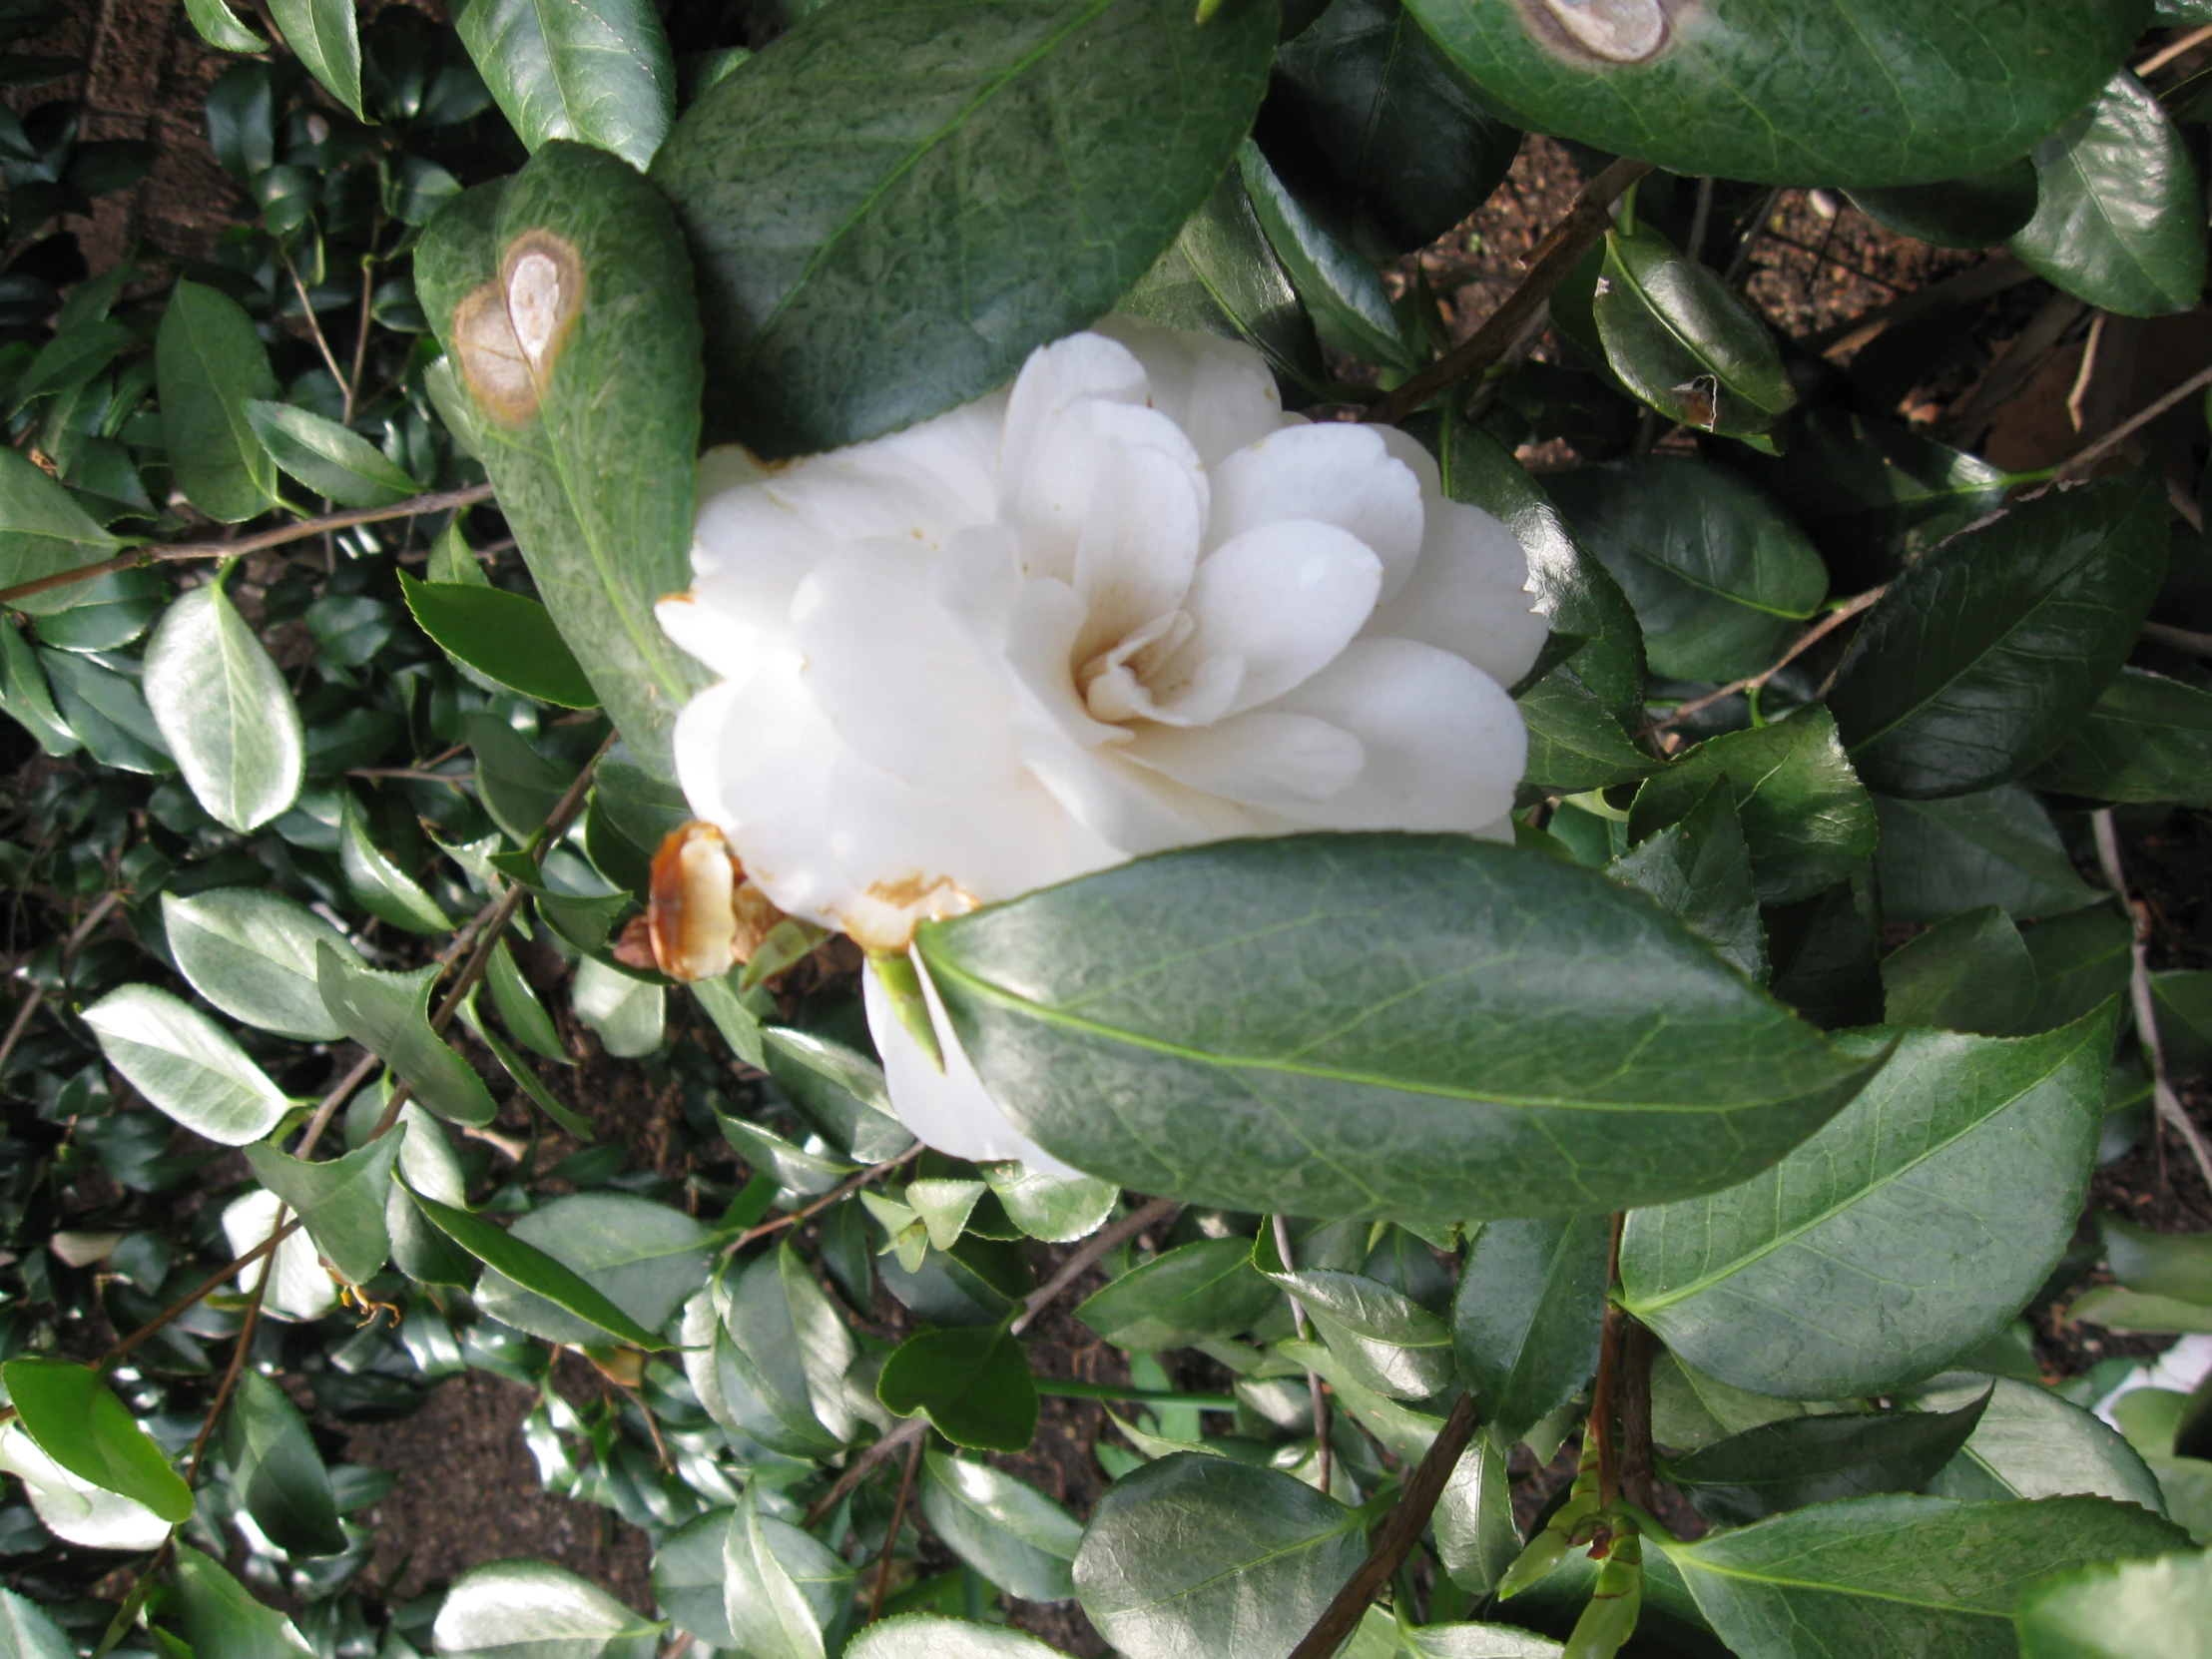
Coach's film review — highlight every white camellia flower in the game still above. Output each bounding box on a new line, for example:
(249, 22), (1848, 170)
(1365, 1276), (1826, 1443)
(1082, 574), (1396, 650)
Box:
(660, 317), (1543, 1170)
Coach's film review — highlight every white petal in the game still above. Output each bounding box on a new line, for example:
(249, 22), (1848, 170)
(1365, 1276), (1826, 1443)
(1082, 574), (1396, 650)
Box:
(1122, 711), (1365, 810)
(1209, 424), (1424, 604)
(1265, 638), (1526, 832)
(1003, 396), (1200, 585)
(0, 1425), (172, 1550)
(863, 958), (1079, 1173)
(222, 1189), (337, 1321)
(1072, 440), (1207, 662)
(795, 541), (1020, 791)
(999, 331), (1150, 504)
(1096, 313), (1285, 467)
(1170, 521), (1382, 716)
(657, 592), (775, 683)
(1000, 577), (1125, 748)
(1014, 717), (1255, 855)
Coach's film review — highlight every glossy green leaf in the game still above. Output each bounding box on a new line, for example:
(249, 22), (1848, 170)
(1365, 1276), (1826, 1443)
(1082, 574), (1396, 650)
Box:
(720, 1112), (854, 1199)
(2015, 1547), (2212, 1658)
(1257, 0), (1519, 258)
(1627, 706), (1878, 907)
(573, 956), (664, 1058)
(1259, 1255), (1454, 1401)
(649, 0), (1278, 454)
(155, 280), (277, 523)
(919, 834), (1878, 1223)
(1622, 1009), (2115, 1398)
(1279, 1336), (1442, 1465)
(338, 795), (451, 933)
(485, 939), (570, 1064)
(376, 1100), (475, 1287)
(0, 621), (76, 756)
(1403, 0), (2140, 189)
(1239, 142), (1413, 369)
(1650, 1350), (1806, 1451)
(1074, 1454), (1366, 1659)
(417, 153), (708, 773)
(1076, 1236), (1278, 1350)
(26, 565), (164, 646)
(0, 1358), (192, 1523)
(223, 1371), (345, 1557)
(1661, 1393), (1990, 1525)
(2020, 906), (2135, 1034)
(1593, 225), (1796, 437)
(1660, 1494), (2190, 1659)
(693, 1245), (856, 1454)
(1451, 1215), (1607, 1448)
(0, 446), (124, 595)
(920, 1451), (1083, 1602)
(1432, 1435), (1522, 1596)
(1516, 667), (1656, 794)
(163, 889), (358, 1042)
(2011, 73), (2206, 318)
(41, 650), (172, 773)
(1882, 905), (2037, 1035)
(171, 1546), (314, 1659)
(404, 1184), (672, 1350)
(846, 1620), (1066, 1659)
(242, 1131), (402, 1287)
(184, 0), (266, 52)
(978, 1162), (1116, 1244)
(246, 401), (419, 509)
(1874, 787), (2102, 925)
(876, 1324), (1036, 1452)
(143, 583), (303, 833)
(454, 0), (675, 170)
(467, 713), (575, 847)
(1402, 1624), (1561, 1659)
(1608, 779), (1766, 980)
(1849, 161), (2040, 251)
(81, 983), (290, 1147)
(1907, 1376), (2166, 1511)
(2098, 1210), (2212, 1303)
(0, 1590), (76, 1659)
(2026, 668), (2212, 806)
(722, 1494), (848, 1659)
(315, 945), (496, 1127)
(1549, 456), (1827, 683)
(268, 0), (363, 118)
(2067, 1287), (2212, 1335)
(432, 1560), (661, 1659)
(468, 1005), (594, 1138)
(1828, 470), (2168, 799)
(473, 1191), (710, 1347)
(397, 573), (598, 709)
(761, 1027), (909, 1163)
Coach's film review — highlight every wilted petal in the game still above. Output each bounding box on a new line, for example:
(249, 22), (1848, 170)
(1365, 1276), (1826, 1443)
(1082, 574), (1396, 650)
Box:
(1171, 521), (1382, 716)
(1123, 711), (1365, 810)
(1209, 424), (1424, 603)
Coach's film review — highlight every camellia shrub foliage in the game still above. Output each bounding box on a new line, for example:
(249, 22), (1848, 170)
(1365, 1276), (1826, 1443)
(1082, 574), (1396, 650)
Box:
(7, 0), (2212, 1654)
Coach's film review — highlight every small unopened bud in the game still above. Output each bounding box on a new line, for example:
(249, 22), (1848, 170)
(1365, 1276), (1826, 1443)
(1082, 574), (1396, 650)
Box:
(1564, 1520), (1642, 1659)
(1500, 1431), (1603, 1598)
(639, 822), (791, 982)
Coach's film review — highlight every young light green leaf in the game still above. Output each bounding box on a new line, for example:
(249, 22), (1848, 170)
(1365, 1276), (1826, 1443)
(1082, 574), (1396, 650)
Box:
(649, 0), (1278, 455)
(431, 1559), (661, 1659)
(1592, 224), (1796, 437)
(143, 583), (303, 832)
(1075, 1236), (1279, 1351)
(171, 1545), (315, 1659)
(920, 834), (1878, 1224)
(1622, 1008), (2116, 1398)
(573, 957), (664, 1058)
(242, 1130), (403, 1287)
(1882, 905), (2036, 1035)
(2015, 1547), (2212, 1658)
(0, 1358), (192, 1523)
(1073, 1454), (1367, 1659)
(0, 446), (124, 595)
(267, 0), (363, 118)
(156, 280), (277, 522)
(470, 1191), (710, 1348)
(1874, 786), (2103, 924)
(338, 795), (452, 933)
(246, 400), (419, 509)
(81, 983), (290, 1146)
(184, 0), (267, 52)
(455, 0), (673, 170)
(876, 1324), (1036, 1452)
(920, 1451), (1083, 1602)
(1660, 1394), (1991, 1525)
(314, 945), (496, 1126)
(397, 573), (599, 709)
(2026, 668), (2212, 807)
(222, 1371), (346, 1558)
(163, 888), (359, 1042)
(402, 1184), (672, 1350)
(1453, 1216), (1608, 1449)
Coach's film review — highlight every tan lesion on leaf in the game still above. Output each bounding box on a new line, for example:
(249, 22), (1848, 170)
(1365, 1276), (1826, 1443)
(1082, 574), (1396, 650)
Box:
(1518, 0), (1672, 65)
(453, 282), (538, 423)
(500, 230), (585, 377)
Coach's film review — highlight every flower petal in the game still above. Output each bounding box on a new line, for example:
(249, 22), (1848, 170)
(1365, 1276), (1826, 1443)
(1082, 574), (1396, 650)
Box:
(1264, 638), (1525, 833)
(1209, 423), (1424, 603)
(1072, 439), (1207, 663)
(1016, 716), (1255, 855)
(1171, 521), (1382, 716)
(864, 957), (1079, 1173)
(1122, 711), (1366, 809)
(1096, 313), (1285, 468)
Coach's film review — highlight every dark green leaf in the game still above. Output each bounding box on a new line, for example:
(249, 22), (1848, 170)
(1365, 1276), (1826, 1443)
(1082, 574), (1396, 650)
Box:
(2025, 668), (2212, 806)
(223, 1371), (345, 1557)
(762, 1027), (910, 1162)
(1661, 1393), (1991, 1525)
(0, 1591), (75, 1659)
(2099, 1209), (2212, 1303)
(0, 1358), (192, 1523)
(2020, 905), (2135, 1034)
(164, 889), (358, 1042)
(1239, 141), (1414, 369)
(1628, 706), (1878, 906)
(242, 1132), (402, 1287)
(1451, 1216), (1607, 1448)
(454, 0), (675, 170)
(156, 280), (277, 522)
(246, 401), (418, 509)
(722, 1493), (851, 1659)
(466, 713), (577, 846)
(41, 650), (173, 773)
(0, 621), (76, 756)
(1516, 667), (1656, 794)
(143, 583), (303, 832)
(1660, 1494), (2190, 1659)
(1550, 456), (1827, 683)
(268, 0), (362, 118)
(80, 984), (290, 1146)
(23, 565), (163, 644)
(919, 834), (1878, 1223)
(920, 1451), (1082, 1602)
(1072, 1454), (1366, 1659)
(1882, 904), (2036, 1035)
(1849, 161), (2040, 251)
(1593, 225), (1796, 437)
(485, 939), (571, 1064)
(649, 0), (1279, 454)
(1257, 0), (1519, 258)
(1076, 1236), (1279, 1350)
(315, 944), (496, 1126)
(338, 795), (451, 933)
(0, 446), (124, 594)
(1907, 1376), (2166, 1511)
(1622, 1009), (2116, 1398)
(403, 1184), (673, 1350)
(1828, 472), (2168, 799)
(171, 1545), (314, 1659)
(1257, 1247), (1454, 1401)
(1432, 1437), (1523, 1598)
(2066, 1286), (2212, 1335)
(876, 1324), (1036, 1452)
(2015, 1545), (2212, 1658)
(1403, 0), (2139, 188)
(1609, 779), (1766, 980)
(689, 1246), (856, 1454)
(472, 1192), (710, 1347)
(1874, 787), (2103, 924)
(2011, 73), (2206, 317)
(398, 571), (599, 710)
(1403, 1623), (1561, 1659)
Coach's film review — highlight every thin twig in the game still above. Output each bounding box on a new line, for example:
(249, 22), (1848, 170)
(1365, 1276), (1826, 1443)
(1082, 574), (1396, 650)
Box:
(1365, 158), (1653, 426)
(99, 1224), (297, 1374)
(806, 1416), (927, 1529)
(0, 983), (42, 1080)
(2093, 812), (2212, 1195)
(185, 1248), (273, 1484)
(1686, 176), (1716, 268)
(1722, 186), (1784, 288)
(2140, 21), (2212, 76)
(727, 1142), (924, 1256)
(343, 224), (379, 426)
(2145, 620), (2212, 655)
(0, 485), (496, 607)
(869, 1432), (924, 1620)
(1011, 1196), (1181, 1336)
(1285, 1393), (1482, 1659)
(284, 255), (351, 391)
(1618, 1321), (1656, 1512)
(1641, 587), (1886, 734)
(294, 1051), (380, 1162)
(1272, 1213), (1333, 1495)
(2057, 361), (2212, 482)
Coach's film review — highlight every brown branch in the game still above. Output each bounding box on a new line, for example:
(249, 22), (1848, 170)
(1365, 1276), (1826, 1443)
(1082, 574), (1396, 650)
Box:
(2145, 620), (2212, 656)
(806, 1416), (928, 1528)
(98, 1223), (298, 1373)
(1618, 1321), (1657, 1513)
(869, 1432), (924, 1620)
(1591, 1214), (1626, 1508)
(1285, 1393), (1483, 1659)
(0, 484), (496, 607)
(1012, 1196), (1181, 1336)
(727, 1142), (925, 1256)
(1365, 158), (1652, 427)
(2139, 21), (2212, 76)
(1641, 587), (1886, 735)
(185, 1251), (273, 1484)
(2056, 361), (2212, 483)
